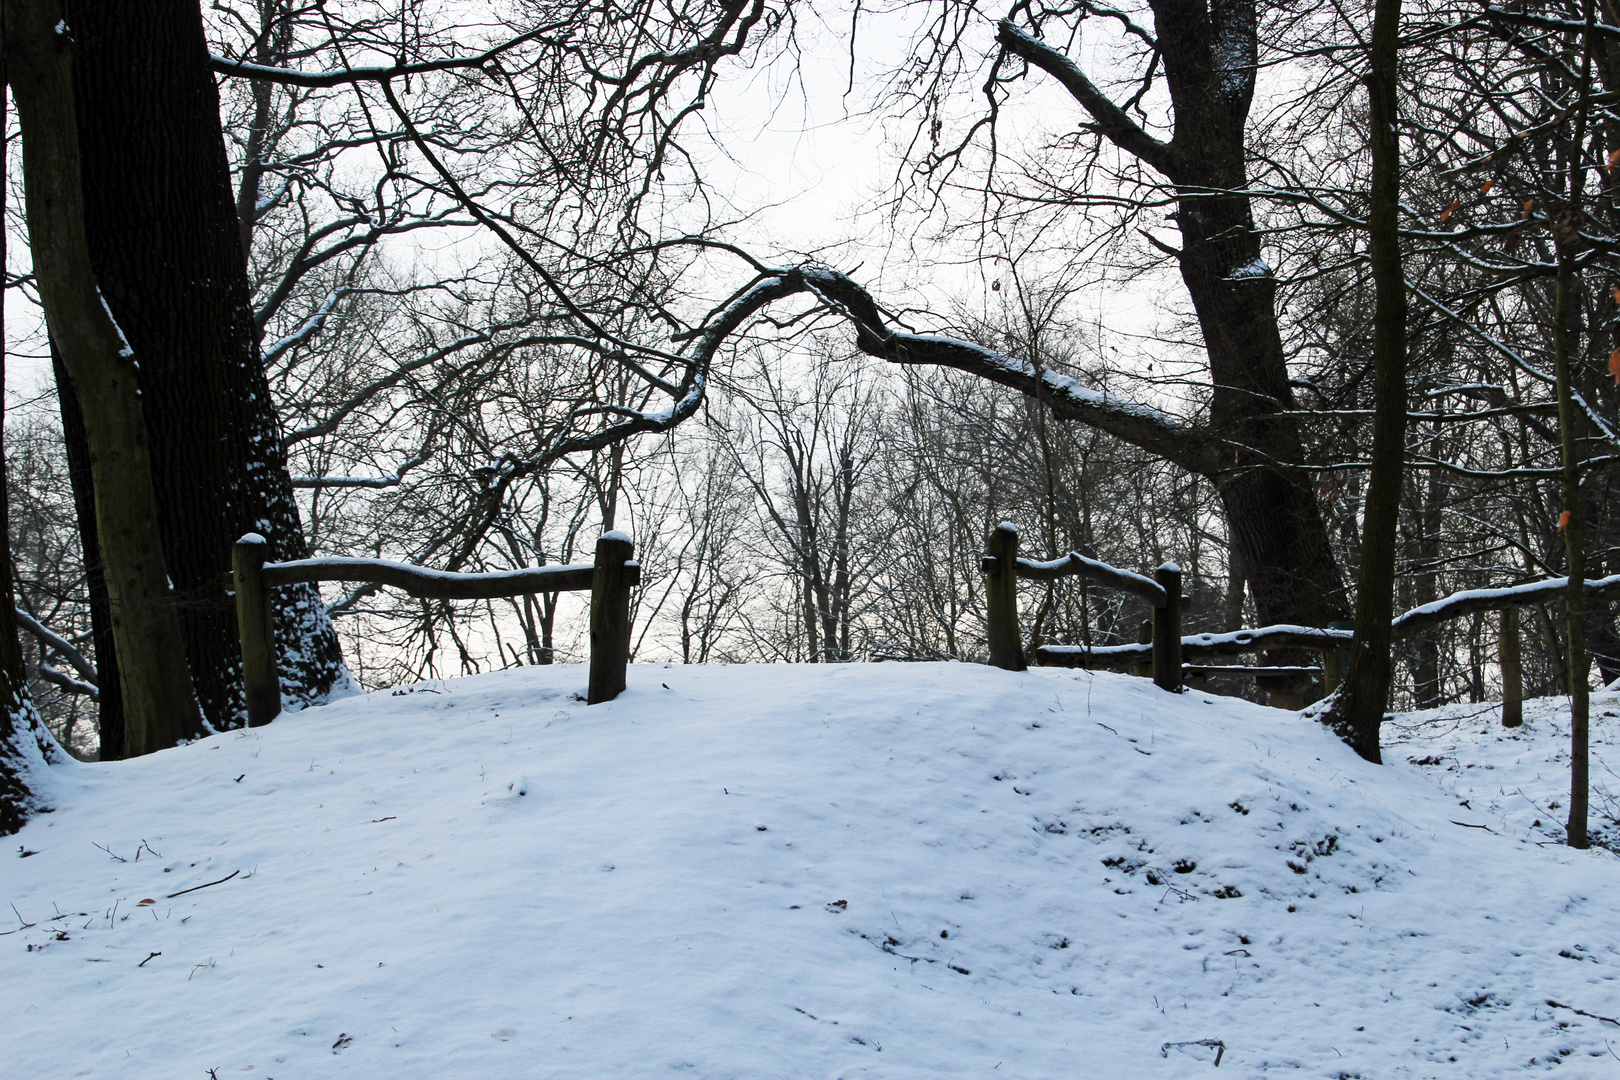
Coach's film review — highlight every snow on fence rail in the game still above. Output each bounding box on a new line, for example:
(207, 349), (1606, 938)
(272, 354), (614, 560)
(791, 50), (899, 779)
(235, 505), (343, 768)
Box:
(983, 522), (1620, 718)
(1389, 574), (1620, 639)
(1002, 549), (1167, 604)
(981, 521), (1184, 692)
(231, 531), (639, 726)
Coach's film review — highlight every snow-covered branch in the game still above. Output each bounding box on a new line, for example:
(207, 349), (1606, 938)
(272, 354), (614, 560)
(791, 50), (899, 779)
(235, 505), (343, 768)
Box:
(290, 451), (430, 489)
(800, 268), (1220, 476)
(261, 287), (350, 369)
(13, 608), (97, 689)
(996, 21), (1183, 178)
(35, 662), (98, 699)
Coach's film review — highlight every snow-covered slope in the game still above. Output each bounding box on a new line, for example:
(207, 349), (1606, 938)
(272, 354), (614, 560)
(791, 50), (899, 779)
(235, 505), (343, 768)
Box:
(5, 663), (1620, 1078)
(1386, 694), (1620, 853)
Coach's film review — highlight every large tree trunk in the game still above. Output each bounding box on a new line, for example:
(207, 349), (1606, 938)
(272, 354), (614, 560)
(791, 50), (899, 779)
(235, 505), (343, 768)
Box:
(8, 0), (207, 755)
(0, 411), (53, 824)
(999, 1), (1345, 640)
(52, 350), (122, 758)
(1154, 0), (1344, 634)
(0, 552), (51, 832)
(59, 0), (350, 730)
(0, 5), (57, 831)
(1171, 138), (1343, 637)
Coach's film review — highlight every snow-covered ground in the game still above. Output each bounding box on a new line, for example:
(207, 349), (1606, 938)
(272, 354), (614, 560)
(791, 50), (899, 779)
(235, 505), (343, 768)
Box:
(6, 663), (1620, 1078)
(1386, 694), (1620, 853)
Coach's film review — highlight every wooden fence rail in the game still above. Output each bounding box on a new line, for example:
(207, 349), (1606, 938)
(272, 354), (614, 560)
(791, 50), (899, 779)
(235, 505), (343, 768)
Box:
(983, 521), (1620, 720)
(232, 530), (639, 726)
(982, 522), (1184, 692)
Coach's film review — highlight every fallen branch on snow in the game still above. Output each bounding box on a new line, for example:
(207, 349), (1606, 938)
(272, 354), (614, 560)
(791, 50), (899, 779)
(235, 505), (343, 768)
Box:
(1160, 1037), (1225, 1065)
(166, 870), (240, 899)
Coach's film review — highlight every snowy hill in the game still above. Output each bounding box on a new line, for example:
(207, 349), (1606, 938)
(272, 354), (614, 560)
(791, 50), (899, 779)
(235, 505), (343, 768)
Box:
(6, 663), (1620, 1078)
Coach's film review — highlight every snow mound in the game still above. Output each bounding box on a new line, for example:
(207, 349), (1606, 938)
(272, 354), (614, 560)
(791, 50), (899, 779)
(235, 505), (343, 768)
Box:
(6, 663), (1620, 1077)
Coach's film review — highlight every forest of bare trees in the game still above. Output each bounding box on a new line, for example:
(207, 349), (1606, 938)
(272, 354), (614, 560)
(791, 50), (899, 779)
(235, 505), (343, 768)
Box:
(3, 0), (1618, 845)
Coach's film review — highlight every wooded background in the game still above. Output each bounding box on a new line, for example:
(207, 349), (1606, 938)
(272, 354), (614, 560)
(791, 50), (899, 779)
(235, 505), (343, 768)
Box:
(0, 0), (1611, 792)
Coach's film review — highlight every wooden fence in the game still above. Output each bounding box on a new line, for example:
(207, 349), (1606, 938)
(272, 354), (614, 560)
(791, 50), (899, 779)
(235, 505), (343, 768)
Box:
(224, 518), (1620, 728)
(983, 522), (1620, 721)
(983, 521), (1184, 691)
(231, 531), (639, 726)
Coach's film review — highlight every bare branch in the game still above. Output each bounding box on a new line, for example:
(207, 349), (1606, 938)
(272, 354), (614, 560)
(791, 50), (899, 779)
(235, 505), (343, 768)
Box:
(996, 21), (1182, 178)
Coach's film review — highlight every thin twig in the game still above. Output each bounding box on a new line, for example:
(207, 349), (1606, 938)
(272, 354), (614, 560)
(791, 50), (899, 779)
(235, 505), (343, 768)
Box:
(166, 870), (240, 899)
(1547, 999), (1620, 1026)
(1, 902), (36, 936)
(1160, 1038), (1225, 1065)
(91, 841), (127, 862)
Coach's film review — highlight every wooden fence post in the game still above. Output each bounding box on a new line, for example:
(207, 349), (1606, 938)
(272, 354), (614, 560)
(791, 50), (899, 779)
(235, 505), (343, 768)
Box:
(588, 531), (635, 704)
(232, 533), (281, 727)
(1500, 606), (1523, 728)
(984, 522), (1027, 671)
(1134, 619), (1153, 679)
(1152, 563), (1183, 693)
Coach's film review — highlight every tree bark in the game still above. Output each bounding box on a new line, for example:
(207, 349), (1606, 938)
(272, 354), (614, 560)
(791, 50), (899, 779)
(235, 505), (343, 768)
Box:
(59, 0), (350, 730)
(998, 4), (1345, 641)
(7, 0), (206, 755)
(0, 4), (57, 832)
(1320, 0), (1405, 763)
(1557, 0), (1598, 850)
(51, 349), (121, 757)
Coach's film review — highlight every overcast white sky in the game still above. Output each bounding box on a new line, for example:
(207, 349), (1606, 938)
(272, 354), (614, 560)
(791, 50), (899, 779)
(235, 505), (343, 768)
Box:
(2, 4), (1197, 415)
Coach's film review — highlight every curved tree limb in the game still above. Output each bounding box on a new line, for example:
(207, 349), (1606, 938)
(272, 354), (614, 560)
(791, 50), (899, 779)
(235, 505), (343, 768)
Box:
(799, 267), (1223, 476)
(996, 21), (1183, 178)
(439, 261), (1226, 568)
(12, 608), (96, 687)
